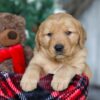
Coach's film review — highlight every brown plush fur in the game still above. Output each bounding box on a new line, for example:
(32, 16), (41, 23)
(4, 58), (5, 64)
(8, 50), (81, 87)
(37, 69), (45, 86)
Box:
(20, 13), (92, 92)
(0, 13), (25, 46)
(0, 13), (32, 72)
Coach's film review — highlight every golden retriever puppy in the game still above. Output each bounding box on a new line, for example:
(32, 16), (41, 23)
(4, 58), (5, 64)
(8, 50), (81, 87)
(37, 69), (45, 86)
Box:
(20, 13), (92, 92)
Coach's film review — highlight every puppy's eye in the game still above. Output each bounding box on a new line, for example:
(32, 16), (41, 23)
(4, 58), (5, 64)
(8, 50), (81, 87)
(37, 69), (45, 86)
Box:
(47, 33), (52, 37)
(65, 31), (72, 36)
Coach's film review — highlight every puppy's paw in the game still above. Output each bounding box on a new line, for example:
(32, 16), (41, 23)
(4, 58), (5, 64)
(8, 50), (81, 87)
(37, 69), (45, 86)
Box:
(20, 75), (38, 92)
(51, 75), (70, 91)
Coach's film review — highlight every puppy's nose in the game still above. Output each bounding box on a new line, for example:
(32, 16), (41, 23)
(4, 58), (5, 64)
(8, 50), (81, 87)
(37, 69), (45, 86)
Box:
(8, 31), (17, 39)
(54, 44), (64, 52)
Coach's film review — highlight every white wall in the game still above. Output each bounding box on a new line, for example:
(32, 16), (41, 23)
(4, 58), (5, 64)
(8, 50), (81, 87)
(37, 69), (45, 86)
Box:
(80, 0), (100, 85)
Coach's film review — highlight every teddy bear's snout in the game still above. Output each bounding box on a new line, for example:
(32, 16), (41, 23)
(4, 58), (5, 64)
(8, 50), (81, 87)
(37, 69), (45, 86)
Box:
(8, 31), (17, 40)
(0, 29), (20, 46)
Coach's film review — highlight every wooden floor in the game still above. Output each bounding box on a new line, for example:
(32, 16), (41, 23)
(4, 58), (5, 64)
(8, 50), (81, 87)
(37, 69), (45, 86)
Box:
(88, 86), (100, 100)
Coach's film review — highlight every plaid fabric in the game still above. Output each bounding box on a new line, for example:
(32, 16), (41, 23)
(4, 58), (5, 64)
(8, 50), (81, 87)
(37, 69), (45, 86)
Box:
(0, 71), (89, 100)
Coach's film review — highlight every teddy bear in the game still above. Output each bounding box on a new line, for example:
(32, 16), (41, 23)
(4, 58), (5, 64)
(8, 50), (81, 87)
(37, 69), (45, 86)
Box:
(0, 13), (33, 73)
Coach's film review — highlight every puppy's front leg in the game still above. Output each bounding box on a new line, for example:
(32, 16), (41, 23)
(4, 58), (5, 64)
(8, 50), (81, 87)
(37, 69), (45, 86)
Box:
(20, 60), (41, 92)
(51, 66), (76, 91)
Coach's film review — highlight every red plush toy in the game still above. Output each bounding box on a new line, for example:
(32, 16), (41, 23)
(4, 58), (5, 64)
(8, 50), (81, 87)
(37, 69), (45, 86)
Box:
(0, 13), (33, 73)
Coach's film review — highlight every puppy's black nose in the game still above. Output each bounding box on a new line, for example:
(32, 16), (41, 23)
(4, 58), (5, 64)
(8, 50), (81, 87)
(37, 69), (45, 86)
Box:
(54, 44), (64, 52)
(8, 31), (17, 40)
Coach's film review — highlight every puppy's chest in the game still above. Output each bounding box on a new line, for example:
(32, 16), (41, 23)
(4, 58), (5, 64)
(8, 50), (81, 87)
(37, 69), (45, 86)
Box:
(40, 59), (61, 74)
(38, 58), (74, 74)
(34, 52), (79, 74)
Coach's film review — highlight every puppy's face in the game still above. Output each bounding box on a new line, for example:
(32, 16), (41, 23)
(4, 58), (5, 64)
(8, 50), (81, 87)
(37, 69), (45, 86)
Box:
(36, 13), (86, 59)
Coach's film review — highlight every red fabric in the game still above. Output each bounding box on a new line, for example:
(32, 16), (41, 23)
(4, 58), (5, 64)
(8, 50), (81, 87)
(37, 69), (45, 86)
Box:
(0, 44), (26, 74)
(39, 74), (89, 100)
(0, 72), (89, 100)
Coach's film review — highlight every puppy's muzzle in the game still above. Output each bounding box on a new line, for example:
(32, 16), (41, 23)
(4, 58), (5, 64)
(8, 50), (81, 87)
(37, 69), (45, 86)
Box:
(54, 44), (64, 54)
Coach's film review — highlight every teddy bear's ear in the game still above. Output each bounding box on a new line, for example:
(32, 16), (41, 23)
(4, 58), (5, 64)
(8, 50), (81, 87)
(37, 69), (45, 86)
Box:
(4, 13), (25, 27)
(0, 13), (26, 28)
(15, 15), (25, 27)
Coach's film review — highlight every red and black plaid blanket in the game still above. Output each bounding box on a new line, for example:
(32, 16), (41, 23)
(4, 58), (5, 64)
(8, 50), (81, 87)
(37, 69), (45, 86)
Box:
(0, 71), (89, 100)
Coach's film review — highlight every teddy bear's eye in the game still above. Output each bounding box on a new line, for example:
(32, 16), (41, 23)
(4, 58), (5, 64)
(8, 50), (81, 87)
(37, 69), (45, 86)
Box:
(47, 33), (52, 37)
(65, 31), (72, 36)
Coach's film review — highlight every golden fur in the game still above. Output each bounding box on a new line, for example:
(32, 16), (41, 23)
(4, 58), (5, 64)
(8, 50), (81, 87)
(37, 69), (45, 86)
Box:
(20, 13), (92, 91)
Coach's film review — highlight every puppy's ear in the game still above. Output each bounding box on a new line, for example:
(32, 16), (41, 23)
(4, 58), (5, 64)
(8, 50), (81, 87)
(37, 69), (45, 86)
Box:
(79, 25), (87, 48)
(35, 22), (45, 51)
(35, 30), (40, 51)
